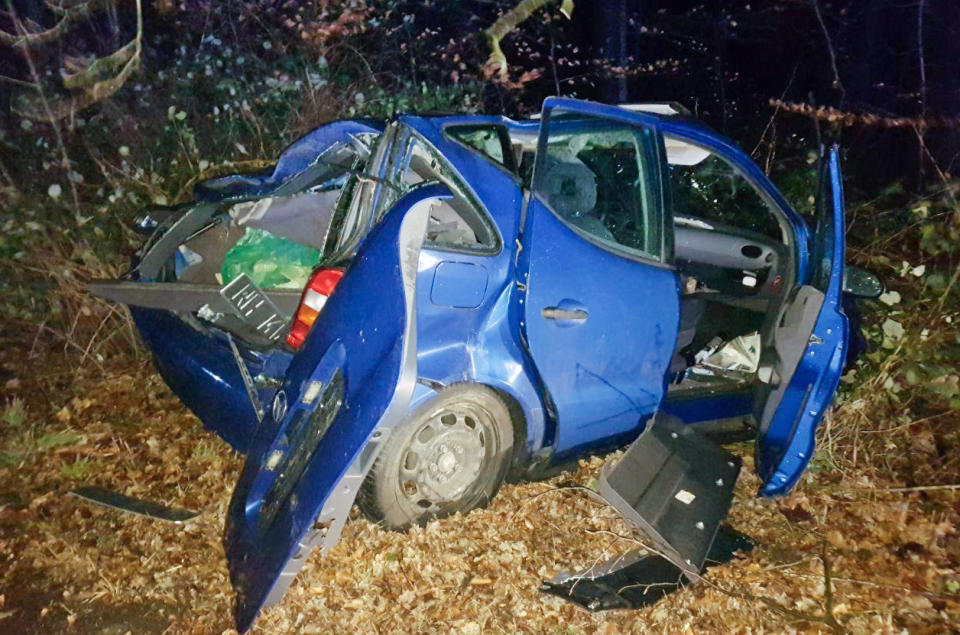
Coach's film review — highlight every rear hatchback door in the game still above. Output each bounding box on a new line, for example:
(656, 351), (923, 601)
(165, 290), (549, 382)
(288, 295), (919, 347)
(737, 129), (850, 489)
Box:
(223, 186), (442, 631)
(755, 147), (848, 495)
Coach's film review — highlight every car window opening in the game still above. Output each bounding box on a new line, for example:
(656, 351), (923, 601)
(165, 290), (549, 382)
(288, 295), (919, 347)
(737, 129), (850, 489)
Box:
(662, 134), (796, 421)
(370, 128), (499, 253)
(167, 140), (370, 296)
(533, 110), (663, 262)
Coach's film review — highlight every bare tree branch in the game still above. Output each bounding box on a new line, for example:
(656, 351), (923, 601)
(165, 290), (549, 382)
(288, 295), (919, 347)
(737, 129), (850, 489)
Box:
(769, 99), (960, 130)
(0, 0), (108, 49)
(484, 0), (573, 82)
(808, 0), (845, 104)
(7, 0), (143, 122)
(917, 0), (927, 118)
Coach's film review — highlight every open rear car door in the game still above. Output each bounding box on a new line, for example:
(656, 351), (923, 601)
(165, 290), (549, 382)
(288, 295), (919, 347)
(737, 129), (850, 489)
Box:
(223, 185), (447, 631)
(754, 146), (849, 495)
(518, 98), (680, 457)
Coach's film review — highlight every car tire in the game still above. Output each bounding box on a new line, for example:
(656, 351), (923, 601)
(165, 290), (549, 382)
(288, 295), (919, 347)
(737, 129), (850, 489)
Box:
(358, 383), (515, 530)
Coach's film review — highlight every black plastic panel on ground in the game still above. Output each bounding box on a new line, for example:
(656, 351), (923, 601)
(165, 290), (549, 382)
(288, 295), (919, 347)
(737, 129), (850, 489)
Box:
(598, 414), (742, 579)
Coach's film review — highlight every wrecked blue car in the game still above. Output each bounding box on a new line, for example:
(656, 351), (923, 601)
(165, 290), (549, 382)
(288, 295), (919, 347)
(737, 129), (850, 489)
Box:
(91, 98), (881, 629)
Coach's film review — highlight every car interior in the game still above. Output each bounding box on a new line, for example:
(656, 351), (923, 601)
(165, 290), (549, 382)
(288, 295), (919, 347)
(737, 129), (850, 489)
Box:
(662, 135), (794, 412)
(474, 119), (797, 433)
(156, 141), (364, 289)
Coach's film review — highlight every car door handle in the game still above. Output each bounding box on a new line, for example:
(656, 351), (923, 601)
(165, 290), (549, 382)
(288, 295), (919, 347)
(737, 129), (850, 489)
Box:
(541, 307), (588, 321)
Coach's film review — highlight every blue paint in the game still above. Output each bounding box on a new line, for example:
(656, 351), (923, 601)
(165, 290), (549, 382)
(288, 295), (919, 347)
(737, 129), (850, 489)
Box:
(757, 147), (848, 495)
(116, 107), (854, 628)
(131, 108), (848, 488)
(226, 185), (442, 630)
(517, 197), (679, 458)
(661, 389), (754, 423)
(131, 307), (291, 452)
(430, 261), (488, 308)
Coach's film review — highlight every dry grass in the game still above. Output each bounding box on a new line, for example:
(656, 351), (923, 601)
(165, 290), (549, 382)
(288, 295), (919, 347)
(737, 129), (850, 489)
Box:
(0, 322), (957, 634)
(9, 245), (142, 368)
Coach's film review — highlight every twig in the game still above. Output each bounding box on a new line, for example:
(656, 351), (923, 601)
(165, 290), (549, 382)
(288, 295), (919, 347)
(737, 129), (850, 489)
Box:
(0, 72), (37, 89)
(548, 27), (560, 96)
(11, 0), (143, 123)
(820, 541), (842, 632)
(877, 484), (960, 493)
(917, 0), (927, 120)
(764, 557), (810, 571)
(7, 4), (80, 213)
(564, 532), (640, 596)
(858, 410), (952, 434)
(771, 100), (960, 130)
(0, 154), (17, 193)
(696, 567), (844, 631)
(33, 324), (105, 369)
(808, 0), (845, 104)
(917, 0), (927, 183)
(912, 127), (960, 306)
(555, 509), (837, 629)
(0, 0), (107, 48)
(783, 571), (955, 602)
(171, 159), (275, 204)
(752, 64), (798, 169)
(509, 483), (606, 520)
(78, 304), (121, 366)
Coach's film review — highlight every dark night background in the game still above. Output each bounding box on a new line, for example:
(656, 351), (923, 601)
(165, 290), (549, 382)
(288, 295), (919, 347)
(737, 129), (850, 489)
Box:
(2, 0), (960, 195)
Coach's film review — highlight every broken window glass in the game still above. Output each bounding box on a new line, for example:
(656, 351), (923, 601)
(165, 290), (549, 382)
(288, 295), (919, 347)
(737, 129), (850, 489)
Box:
(371, 129), (498, 252)
(534, 110), (662, 261)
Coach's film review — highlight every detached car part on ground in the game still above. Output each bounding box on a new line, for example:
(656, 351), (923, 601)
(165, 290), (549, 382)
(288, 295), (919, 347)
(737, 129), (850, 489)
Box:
(90, 99), (882, 630)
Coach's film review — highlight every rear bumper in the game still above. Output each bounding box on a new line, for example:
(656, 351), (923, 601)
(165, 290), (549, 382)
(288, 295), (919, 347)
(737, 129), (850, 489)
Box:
(132, 307), (286, 452)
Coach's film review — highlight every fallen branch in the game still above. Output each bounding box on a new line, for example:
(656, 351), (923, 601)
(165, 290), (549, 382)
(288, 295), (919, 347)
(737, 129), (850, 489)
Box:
(769, 99), (960, 130)
(783, 571), (955, 602)
(881, 484), (960, 493)
(820, 541), (843, 632)
(6, 0), (143, 122)
(172, 159), (276, 204)
(484, 0), (573, 82)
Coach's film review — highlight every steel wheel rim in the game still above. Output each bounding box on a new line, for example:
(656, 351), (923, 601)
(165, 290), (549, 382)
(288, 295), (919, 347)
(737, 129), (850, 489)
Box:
(394, 400), (498, 518)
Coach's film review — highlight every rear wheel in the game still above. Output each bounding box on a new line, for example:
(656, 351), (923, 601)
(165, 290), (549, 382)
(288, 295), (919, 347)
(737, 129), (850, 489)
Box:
(358, 384), (515, 529)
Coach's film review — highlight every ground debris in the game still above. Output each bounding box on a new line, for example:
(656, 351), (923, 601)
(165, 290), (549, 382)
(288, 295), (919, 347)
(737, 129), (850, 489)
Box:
(0, 332), (958, 633)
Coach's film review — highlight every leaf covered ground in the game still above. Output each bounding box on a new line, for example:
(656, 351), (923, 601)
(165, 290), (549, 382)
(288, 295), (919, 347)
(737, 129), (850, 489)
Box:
(0, 316), (958, 634)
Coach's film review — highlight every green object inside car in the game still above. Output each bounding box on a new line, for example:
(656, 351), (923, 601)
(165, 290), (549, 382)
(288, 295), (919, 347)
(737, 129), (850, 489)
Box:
(221, 228), (321, 290)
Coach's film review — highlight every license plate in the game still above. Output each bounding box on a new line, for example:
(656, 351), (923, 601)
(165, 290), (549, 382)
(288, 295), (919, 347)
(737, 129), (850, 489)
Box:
(221, 274), (288, 341)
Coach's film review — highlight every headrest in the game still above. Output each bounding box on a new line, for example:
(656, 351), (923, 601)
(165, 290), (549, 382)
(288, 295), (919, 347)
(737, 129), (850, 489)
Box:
(542, 158), (597, 217)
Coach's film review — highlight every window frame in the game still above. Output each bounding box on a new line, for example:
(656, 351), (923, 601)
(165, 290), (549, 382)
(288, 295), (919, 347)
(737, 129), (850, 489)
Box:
(531, 108), (672, 268)
(442, 123), (519, 175)
(377, 124), (503, 256)
(662, 133), (787, 244)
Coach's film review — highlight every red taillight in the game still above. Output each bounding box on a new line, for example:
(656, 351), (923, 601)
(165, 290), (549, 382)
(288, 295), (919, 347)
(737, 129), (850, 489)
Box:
(285, 268), (344, 350)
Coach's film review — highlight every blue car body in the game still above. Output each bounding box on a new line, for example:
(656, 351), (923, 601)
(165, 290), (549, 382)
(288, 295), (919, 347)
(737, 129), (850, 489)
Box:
(103, 99), (852, 630)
